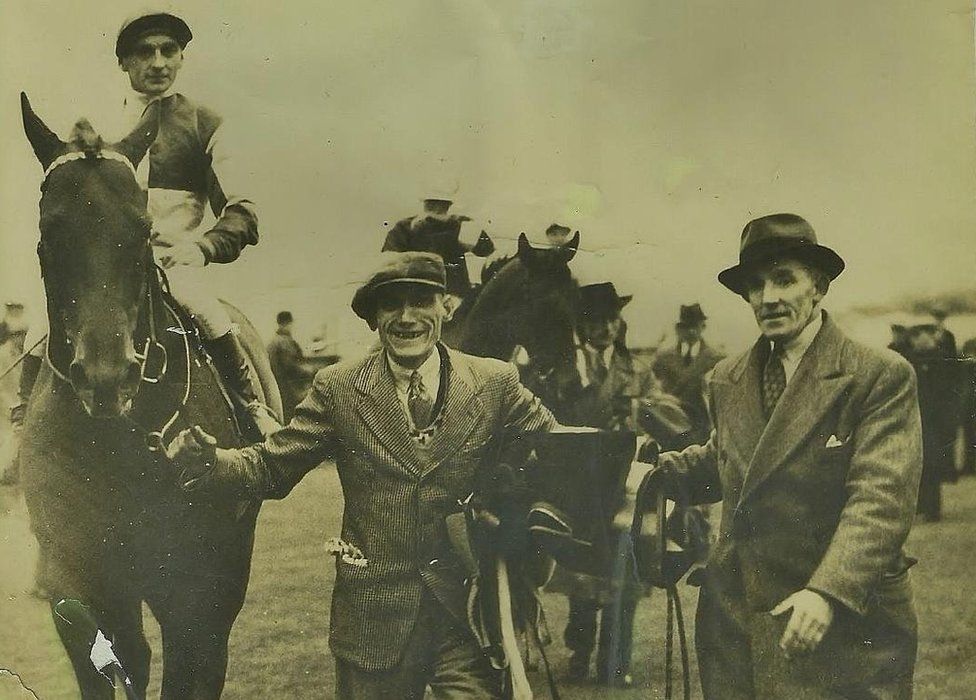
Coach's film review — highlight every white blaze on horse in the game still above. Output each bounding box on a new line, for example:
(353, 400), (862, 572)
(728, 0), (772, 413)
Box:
(19, 93), (280, 700)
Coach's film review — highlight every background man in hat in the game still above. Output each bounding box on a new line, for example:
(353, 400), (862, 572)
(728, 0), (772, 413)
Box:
(267, 310), (314, 422)
(557, 281), (647, 687)
(15, 10), (277, 438)
(652, 303), (725, 446)
(893, 323), (959, 521)
(166, 251), (557, 699)
(648, 213), (923, 698)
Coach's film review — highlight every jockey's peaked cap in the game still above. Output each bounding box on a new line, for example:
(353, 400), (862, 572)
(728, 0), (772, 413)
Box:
(116, 11), (193, 60)
(718, 213), (845, 296)
(352, 252), (447, 329)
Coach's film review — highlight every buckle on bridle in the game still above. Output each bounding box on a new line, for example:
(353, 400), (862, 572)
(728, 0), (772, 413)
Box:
(137, 337), (168, 383)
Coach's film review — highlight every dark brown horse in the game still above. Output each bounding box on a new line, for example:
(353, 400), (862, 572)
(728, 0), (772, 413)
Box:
(451, 232), (582, 419)
(19, 94), (279, 699)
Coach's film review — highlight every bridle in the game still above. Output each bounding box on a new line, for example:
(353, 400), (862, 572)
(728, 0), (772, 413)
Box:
(39, 149), (192, 452)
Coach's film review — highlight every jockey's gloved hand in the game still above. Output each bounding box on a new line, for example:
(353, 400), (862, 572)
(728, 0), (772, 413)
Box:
(158, 241), (206, 269)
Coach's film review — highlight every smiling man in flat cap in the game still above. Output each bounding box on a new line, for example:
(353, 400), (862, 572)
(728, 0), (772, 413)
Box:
(646, 213), (923, 698)
(167, 251), (557, 698)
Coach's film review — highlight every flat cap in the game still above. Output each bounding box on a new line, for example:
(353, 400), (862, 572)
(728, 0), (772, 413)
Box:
(116, 12), (192, 59)
(352, 252), (446, 327)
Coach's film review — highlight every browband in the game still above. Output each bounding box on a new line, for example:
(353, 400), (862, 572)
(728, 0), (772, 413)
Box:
(43, 150), (138, 182)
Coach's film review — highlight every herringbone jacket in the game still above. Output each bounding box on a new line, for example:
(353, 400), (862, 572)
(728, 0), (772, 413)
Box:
(232, 344), (556, 670)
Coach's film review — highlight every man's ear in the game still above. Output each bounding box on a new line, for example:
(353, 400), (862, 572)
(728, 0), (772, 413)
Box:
(442, 294), (459, 322)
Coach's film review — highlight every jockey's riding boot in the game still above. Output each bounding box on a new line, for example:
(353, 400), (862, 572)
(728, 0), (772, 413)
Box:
(9, 353), (42, 428)
(206, 332), (280, 441)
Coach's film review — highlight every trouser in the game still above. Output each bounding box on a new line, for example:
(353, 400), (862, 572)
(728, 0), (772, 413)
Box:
(335, 591), (501, 700)
(565, 592), (640, 678)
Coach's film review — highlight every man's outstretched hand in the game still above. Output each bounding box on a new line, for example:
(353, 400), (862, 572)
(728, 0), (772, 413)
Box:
(771, 589), (834, 658)
(166, 425), (217, 487)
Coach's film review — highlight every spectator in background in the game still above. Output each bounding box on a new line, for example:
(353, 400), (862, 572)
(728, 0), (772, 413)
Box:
(961, 338), (976, 477)
(652, 303), (724, 445)
(930, 303), (958, 357)
(0, 302), (29, 485)
(901, 323), (959, 521)
(555, 282), (665, 687)
(267, 311), (313, 421)
(888, 323), (910, 355)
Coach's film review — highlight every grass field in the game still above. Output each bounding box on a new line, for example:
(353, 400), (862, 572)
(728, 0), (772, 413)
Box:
(1, 468), (974, 699)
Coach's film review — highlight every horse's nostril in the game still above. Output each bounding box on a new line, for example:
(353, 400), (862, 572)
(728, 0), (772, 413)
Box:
(69, 361), (90, 391)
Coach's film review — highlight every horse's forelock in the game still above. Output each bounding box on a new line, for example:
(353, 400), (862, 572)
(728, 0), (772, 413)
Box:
(68, 118), (104, 157)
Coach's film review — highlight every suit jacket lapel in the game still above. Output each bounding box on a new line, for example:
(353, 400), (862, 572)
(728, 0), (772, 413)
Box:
(422, 348), (486, 477)
(714, 339), (766, 469)
(739, 317), (853, 504)
(355, 352), (423, 474)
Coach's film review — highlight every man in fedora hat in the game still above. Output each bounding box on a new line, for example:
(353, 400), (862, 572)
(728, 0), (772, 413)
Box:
(15, 10), (277, 439)
(652, 303), (725, 446)
(166, 251), (557, 698)
(647, 213), (923, 698)
(555, 281), (649, 687)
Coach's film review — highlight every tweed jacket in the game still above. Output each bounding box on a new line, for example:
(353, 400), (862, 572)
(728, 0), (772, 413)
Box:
(659, 314), (923, 697)
(231, 345), (556, 670)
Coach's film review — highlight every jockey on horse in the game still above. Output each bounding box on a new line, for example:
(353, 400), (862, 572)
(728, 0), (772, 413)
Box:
(15, 10), (278, 439)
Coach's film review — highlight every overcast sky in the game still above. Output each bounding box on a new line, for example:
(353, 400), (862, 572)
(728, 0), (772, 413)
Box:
(2, 0), (974, 353)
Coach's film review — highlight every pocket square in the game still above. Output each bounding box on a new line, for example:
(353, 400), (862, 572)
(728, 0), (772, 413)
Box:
(825, 434), (846, 448)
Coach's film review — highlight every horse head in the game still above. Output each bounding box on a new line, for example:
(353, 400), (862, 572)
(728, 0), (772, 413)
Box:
(22, 93), (160, 417)
(460, 232), (581, 417)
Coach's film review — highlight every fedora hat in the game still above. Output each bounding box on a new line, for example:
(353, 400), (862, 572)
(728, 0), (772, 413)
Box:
(578, 282), (632, 319)
(351, 251), (446, 329)
(718, 213), (844, 296)
(677, 303), (706, 326)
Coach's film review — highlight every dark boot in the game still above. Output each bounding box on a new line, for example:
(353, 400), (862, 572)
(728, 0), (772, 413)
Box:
(206, 332), (280, 440)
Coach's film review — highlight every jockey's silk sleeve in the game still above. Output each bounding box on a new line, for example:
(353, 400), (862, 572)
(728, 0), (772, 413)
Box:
(200, 121), (259, 264)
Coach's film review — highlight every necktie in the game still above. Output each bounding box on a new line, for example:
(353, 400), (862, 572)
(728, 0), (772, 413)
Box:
(762, 344), (787, 419)
(588, 349), (609, 386)
(408, 370), (434, 430)
(682, 343), (693, 365)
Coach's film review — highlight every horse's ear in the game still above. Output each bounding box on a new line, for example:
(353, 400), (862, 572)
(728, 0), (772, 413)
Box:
(111, 100), (160, 170)
(517, 232), (532, 257)
(21, 92), (67, 170)
(560, 231), (580, 262)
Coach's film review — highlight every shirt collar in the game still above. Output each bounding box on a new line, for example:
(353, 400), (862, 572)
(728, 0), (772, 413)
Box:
(584, 342), (615, 366)
(386, 347), (441, 391)
(775, 306), (824, 364)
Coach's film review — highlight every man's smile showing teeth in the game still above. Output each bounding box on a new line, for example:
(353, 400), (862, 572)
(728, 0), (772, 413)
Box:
(391, 328), (425, 339)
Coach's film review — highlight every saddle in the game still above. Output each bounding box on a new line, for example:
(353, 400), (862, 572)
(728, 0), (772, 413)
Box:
(525, 429), (637, 576)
